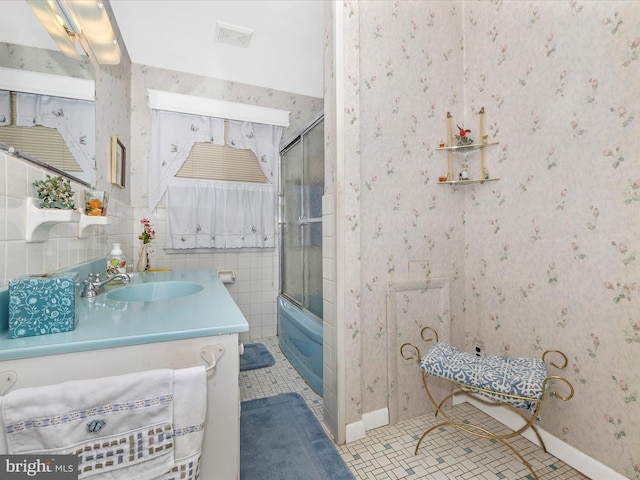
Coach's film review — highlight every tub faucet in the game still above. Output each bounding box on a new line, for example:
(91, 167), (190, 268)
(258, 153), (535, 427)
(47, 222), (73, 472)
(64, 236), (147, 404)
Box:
(81, 272), (131, 297)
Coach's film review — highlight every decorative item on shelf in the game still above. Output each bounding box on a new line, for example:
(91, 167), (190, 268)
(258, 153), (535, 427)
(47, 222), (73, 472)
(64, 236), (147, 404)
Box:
(455, 124), (473, 146)
(459, 164), (469, 181)
(437, 107), (499, 186)
(84, 190), (108, 216)
(137, 218), (156, 272)
(32, 175), (76, 209)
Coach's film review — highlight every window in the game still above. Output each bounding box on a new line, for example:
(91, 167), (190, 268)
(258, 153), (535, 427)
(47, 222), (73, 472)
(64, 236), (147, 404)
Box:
(149, 105), (286, 249)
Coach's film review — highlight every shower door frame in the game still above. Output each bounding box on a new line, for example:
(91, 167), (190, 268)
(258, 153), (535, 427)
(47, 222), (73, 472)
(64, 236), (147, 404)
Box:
(278, 111), (324, 314)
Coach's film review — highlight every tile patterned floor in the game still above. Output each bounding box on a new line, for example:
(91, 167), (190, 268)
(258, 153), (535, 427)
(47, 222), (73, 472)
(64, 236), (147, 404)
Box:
(239, 337), (589, 480)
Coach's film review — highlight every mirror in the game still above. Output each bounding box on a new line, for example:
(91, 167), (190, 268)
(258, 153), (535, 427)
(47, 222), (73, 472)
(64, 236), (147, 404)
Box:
(111, 135), (126, 188)
(0, 1), (96, 187)
(0, 73), (96, 187)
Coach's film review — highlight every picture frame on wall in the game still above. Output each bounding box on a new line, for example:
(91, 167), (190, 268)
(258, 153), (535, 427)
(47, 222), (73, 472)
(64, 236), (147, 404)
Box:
(111, 135), (126, 188)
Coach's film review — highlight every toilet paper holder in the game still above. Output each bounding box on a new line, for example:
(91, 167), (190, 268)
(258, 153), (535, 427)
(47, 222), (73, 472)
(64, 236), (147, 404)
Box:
(217, 269), (236, 284)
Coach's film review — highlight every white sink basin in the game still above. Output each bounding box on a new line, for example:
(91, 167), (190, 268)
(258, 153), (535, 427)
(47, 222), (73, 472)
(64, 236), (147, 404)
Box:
(106, 281), (204, 302)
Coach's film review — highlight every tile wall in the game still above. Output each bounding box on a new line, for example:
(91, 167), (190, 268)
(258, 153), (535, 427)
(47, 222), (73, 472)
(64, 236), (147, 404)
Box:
(135, 207), (280, 341)
(0, 151), (124, 288)
(322, 193), (337, 434)
(0, 150), (278, 341)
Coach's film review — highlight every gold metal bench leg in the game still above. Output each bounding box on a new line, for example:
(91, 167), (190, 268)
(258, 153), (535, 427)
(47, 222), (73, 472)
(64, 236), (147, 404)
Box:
(416, 371), (543, 480)
(415, 420), (540, 480)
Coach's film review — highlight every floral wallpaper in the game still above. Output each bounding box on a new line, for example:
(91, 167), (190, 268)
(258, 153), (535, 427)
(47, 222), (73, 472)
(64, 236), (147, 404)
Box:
(333, 1), (639, 477)
(0, 42), (94, 80)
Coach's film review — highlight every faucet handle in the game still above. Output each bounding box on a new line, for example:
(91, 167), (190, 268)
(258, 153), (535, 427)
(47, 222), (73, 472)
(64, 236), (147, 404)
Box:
(81, 277), (98, 297)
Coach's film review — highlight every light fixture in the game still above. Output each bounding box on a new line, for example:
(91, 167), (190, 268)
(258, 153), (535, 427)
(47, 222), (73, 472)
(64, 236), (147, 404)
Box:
(26, 0), (121, 65)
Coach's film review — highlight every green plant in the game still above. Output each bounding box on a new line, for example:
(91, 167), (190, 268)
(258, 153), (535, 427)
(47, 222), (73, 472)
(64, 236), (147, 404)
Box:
(32, 175), (76, 209)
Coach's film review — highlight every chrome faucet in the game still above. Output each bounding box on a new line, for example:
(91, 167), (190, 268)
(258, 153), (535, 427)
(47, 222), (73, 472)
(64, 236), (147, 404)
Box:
(81, 272), (131, 297)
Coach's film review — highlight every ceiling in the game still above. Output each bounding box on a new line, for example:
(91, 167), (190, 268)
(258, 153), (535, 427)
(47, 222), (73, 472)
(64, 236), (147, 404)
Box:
(0, 0), (325, 98)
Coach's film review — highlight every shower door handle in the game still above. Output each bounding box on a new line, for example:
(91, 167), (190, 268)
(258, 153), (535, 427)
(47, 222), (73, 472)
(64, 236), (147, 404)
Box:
(298, 217), (322, 226)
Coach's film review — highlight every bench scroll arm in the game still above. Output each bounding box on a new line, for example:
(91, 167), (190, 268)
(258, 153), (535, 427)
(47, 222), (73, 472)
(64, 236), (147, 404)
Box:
(401, 343), (421, 363)
(542, 349), (568, 369)
(420, 326), (439, 344)
(401, 327), (440, 363)
(542, 375), (574, 401)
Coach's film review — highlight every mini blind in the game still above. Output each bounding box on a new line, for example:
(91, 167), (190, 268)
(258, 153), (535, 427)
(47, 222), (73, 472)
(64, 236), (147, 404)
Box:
(176, 142), (267, 182)
(175, 120), (268, 183)
(0, 92), (81, 172)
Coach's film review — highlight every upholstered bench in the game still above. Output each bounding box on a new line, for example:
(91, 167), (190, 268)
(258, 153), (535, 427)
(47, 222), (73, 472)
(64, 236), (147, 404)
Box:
(401, 327), (574, 480)
(420, 341), (549, 414)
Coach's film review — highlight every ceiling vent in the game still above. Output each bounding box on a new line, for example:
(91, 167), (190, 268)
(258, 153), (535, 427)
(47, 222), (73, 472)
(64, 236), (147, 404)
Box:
(215, 21), (253, 48)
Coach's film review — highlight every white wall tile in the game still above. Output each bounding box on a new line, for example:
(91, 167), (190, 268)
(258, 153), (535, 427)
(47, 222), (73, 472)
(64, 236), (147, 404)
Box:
(5, 155), (27, 199)
(0, 153), (5, 196)
(0, 194), (5, 241)
(0, 152), (131, 287)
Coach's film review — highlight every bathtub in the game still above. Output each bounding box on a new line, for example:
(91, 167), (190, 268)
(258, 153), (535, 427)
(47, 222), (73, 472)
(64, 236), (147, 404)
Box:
(278, 295), (323, 395)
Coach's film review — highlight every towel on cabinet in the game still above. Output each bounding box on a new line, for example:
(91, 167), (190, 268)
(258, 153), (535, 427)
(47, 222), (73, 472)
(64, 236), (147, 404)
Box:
(155, 366), (207, 480)
(1, 367), (207, 480)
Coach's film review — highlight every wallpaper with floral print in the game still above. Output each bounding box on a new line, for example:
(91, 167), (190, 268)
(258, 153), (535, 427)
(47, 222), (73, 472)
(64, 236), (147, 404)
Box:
(333, 1), (638, 477)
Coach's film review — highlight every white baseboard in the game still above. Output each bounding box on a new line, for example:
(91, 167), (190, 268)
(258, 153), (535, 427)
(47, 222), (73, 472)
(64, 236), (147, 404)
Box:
(345, 407), (389, 443)
(345, 419), (365, 443)
(453, 396), (626, 480)
(363, 407), (389, 431)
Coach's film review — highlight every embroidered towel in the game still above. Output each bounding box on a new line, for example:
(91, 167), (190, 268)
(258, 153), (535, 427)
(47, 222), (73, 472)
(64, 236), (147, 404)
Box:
(1, 369), (175, 480)
(154, 367), (207, 480)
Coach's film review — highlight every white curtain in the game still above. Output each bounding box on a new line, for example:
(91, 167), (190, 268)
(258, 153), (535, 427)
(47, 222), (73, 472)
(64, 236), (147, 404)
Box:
(148, 109), (225, 212)
(167, 178), (275, 249)
(151, 108), (284, 249)
(227, 119), (282, 184)
(0, 90), (9, 126)
(14, 92), (95, 182)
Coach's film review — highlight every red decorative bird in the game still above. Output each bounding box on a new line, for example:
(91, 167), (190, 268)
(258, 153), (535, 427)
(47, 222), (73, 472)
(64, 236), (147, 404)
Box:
(457, 124), (471, 137)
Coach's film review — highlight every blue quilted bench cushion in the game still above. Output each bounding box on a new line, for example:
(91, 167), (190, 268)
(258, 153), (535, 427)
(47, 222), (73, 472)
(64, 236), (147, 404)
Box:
(420, 342), (548, 413)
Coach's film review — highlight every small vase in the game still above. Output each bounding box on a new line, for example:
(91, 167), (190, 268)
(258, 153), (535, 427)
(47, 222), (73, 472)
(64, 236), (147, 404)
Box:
(137, 243), (150, 272)
(84, 190), (108, 216)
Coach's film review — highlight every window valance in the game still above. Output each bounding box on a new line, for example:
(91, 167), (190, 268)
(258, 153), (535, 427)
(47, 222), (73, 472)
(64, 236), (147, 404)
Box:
(149, 109), (225, 212)
(149, 92), (286, 248)
(149, 106), (285, 212)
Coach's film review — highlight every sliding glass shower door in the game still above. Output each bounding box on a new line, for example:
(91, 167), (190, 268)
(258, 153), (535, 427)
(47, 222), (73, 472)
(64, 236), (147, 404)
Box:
(280, 115), (324, 318)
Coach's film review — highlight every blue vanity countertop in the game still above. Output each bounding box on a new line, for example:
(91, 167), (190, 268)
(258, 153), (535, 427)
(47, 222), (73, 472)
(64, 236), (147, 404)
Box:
(0, 269), (248, 361)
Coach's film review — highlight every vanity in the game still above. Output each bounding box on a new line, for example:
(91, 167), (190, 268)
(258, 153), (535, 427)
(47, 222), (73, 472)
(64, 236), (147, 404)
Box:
(0, 267), (249, 480)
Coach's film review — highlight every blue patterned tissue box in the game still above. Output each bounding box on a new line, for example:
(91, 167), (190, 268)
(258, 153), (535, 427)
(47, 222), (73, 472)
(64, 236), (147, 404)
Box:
(8, 273), (79, 338)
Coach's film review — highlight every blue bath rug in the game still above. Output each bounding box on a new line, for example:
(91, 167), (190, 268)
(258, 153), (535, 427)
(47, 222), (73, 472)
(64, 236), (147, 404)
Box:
(240, 343), (275, 371)
(240, 393), (354, 480)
